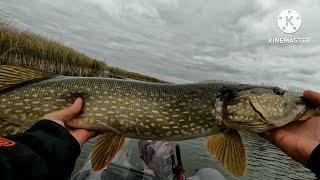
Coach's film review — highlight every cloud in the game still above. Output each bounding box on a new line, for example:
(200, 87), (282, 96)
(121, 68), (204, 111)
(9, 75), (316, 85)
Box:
(2, 0), (320, 90)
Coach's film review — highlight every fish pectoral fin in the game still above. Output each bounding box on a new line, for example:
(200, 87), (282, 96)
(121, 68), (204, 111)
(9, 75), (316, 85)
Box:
(0, 118), (23, 136)
(0, 65), (54, 91)
(207, 129), (246, 176)
(91, 130), (125, 171)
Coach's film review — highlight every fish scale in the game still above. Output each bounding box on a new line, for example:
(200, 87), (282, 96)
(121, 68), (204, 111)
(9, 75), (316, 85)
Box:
(0, 65), (316, 176)
(0, 77), (224, 140)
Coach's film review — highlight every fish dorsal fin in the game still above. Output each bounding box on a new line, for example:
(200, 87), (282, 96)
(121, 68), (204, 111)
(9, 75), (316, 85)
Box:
(207, 129), (247, 176)
(91, 131), (125, 171)
(0, 65), (53, 90)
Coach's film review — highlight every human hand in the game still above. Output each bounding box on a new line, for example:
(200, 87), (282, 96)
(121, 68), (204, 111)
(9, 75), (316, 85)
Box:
(262, 90), (320, 166)
(42, 97), (97, 146)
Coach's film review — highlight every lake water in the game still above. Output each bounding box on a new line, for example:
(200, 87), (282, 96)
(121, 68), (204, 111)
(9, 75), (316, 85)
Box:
(1, 0), (319, 179)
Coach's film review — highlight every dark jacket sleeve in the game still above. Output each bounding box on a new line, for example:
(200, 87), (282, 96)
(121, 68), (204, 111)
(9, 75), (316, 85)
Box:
(308, 144), (320, 179)
(0, 120), (81, 180)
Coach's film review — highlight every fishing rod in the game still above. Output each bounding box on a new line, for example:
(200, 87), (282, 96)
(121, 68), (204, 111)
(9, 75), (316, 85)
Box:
(172, 144), (185, 180)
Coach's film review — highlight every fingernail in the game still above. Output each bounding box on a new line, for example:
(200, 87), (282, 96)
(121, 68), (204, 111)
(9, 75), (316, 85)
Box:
(74, 97), (83, 103)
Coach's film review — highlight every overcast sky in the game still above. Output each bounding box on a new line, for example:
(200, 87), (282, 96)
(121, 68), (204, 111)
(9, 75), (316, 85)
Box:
(1, 0), (320, 90)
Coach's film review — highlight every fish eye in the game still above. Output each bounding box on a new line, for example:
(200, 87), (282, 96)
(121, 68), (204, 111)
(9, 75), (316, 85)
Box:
(273, 88), (285, 96)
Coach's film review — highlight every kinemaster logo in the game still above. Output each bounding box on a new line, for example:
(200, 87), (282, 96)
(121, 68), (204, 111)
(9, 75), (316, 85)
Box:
(269, 9), (310, 44)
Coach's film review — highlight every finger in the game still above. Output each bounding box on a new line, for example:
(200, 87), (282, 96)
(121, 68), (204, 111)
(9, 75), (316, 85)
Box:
(303, 90), (320, 105)
(70, 129), (97, 146)
(261, 128), (288, 147)
(261, 130), (276, 143)
(43, 97), (83, 122)
(261, 130), (272, 139)
(59, 97), (84, 121)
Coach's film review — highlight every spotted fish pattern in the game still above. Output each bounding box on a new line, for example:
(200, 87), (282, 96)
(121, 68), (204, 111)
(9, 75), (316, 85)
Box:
(0, 77), (227, 139)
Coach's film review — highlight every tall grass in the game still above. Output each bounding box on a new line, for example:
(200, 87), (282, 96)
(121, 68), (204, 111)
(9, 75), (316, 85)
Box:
(0, 25), (107, 76)
(108, 67), (166, 83)
(0, 24), (166, 82)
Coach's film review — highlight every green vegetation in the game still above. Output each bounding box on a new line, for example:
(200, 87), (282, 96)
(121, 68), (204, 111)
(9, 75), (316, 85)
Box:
(0, 24), (166, 83)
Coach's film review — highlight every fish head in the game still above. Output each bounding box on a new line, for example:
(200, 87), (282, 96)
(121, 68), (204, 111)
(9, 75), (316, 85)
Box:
(216, 87), (308, 133)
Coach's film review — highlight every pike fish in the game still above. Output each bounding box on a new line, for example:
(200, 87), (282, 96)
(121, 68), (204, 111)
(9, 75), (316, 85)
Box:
(0, 65), (317, 176)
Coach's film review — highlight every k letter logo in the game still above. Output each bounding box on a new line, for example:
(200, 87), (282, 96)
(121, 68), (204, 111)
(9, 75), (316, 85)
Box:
(278, 9), (301, 34)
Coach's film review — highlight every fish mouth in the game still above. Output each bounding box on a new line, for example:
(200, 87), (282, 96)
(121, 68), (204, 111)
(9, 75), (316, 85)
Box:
(291, 97), (316, 122)
(293, 105), (317, 121)
(214, 96), (313, 129)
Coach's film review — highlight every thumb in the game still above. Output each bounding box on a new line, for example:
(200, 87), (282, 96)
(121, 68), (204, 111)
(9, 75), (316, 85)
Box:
(58, 97), (84, 121)
(261, 128), (287, 147)
(261, 130), (276, 143)
(42, 97), (83, 122)
(303, 90), (320, 106)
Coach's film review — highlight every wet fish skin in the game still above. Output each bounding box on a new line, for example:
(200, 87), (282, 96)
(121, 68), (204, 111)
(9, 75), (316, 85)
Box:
(0, 77), (226, 139)
(0, 65), (313, 176)
(221, 87), (306, 133)
(0, 76), (307, 139)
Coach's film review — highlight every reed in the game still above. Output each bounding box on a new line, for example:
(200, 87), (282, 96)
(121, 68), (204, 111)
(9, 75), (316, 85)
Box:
(108, 67), (166, 83)
(0, 24), (166, 83)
